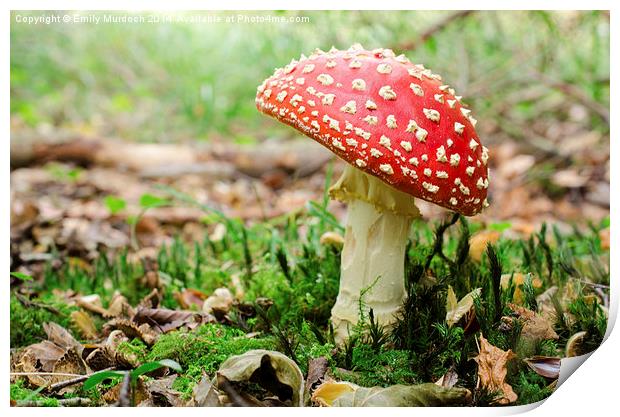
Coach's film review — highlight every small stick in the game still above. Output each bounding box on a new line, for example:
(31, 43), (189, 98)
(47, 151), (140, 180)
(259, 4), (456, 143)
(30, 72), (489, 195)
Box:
(15, 397), (92, 407)
(11, 372), (84, 378)
(48, 367), (115, 392)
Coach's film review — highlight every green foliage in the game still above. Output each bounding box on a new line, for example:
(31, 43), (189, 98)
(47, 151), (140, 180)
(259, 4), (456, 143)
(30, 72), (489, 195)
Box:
(10, 294), (77, 347)
(103, 195), (127, 215)
(148, 323), (277, 387)
(10, 11), (609, 141)
(10, 380), (59, 407)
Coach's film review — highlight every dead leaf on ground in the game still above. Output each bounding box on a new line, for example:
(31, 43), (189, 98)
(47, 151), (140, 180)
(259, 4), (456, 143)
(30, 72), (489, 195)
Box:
(133, 307), (214, 333)
(70, 310), (99, 339)
(190, 374), (222, 407)
(473, 334), (518, 405)
(599, 227), (610, 250)
(174, 288), (208, 310)
(469, 230), (501, 262)
(312, 380), (471, 407)
(216, 349), (305, 407)
(507, 303), (559, 342)
(43, 322), (82, 355)
(524, 356), (561, 379)
(445, 286), (481, 327)
(202, 288), (234, 317)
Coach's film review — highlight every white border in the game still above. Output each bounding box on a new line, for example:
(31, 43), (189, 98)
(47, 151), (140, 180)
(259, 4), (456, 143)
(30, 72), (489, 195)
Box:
(3, 2), (617, 415)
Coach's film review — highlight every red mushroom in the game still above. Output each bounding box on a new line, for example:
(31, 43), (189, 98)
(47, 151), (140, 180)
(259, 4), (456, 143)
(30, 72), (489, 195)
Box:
(256, 44), (489, 342)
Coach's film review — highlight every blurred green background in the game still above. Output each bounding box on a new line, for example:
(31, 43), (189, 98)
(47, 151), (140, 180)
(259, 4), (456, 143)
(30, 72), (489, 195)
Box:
(10, 10), (609, 144)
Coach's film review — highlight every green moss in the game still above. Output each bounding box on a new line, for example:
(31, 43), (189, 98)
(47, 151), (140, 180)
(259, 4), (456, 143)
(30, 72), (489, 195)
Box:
(512, 370), (554, 405)
(10, 294), (78, 347)
(10, 381), (59, 407)
(334, 345), (420, 387)
(117, 338), (148, 364)
(148, 323), (277, 396)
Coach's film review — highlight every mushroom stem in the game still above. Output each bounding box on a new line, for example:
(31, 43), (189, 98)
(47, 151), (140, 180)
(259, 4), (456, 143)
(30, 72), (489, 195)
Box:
(329, 165), (420, 343)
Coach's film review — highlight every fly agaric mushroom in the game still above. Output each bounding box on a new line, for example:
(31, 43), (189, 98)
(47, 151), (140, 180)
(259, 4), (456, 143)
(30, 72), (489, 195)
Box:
(256, 44), (489, 342)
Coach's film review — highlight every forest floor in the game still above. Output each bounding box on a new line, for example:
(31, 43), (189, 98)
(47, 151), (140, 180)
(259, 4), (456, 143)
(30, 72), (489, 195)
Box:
(9, 123), (610, 407)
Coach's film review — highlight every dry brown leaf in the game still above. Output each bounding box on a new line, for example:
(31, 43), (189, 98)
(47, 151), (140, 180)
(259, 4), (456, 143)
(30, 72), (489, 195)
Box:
(43, 322), (82, 354)
(508, 303), (559, 342)
(70, 310), (98, 339)
(21, 341), (66, 372)
(174, 288), (208, 310)
(107, 292), (134, 318)
(104, 319), (158, 345)
(202, 288), (234, 316)
(599, 227), (610, 250)
(319, 231), (344, 248)
(524, 356), (561, 379)
(473, 334), (517, 405)
(469, 230), (501, 262)
(133, 307), (214, 333)
(445, 286), (481, 327)
(49, 347), (88, 386)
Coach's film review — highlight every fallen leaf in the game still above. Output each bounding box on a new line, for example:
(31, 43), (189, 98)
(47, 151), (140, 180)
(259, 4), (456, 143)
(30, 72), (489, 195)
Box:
(107, 292), (134, 318)
(43, 322), (82, 354)
(202, 288), (234, 316)
(565, 331), (588, 357)
(507, 303), (559, 342)
(524, 356), (561, 379)
(70, 310), (98, 339)
(312, 380), (471, 407)
(174, 288), (208, 310)
(20, 341), (65, 372)
(319, 231), (344, 248)
(473, 334), (517, 405)
(216, 349), (304, 407)
(435, 368), (459, 388)
(469, 230), (501, 262)
(599, 227), (610, 250)
(445, 286), (481, 327)
(191, 374), (222, 407)
(133, 307), (214, 333)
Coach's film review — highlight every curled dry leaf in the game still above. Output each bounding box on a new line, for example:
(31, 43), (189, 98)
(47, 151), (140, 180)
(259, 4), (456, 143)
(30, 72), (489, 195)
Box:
(565, 331), (588, 357)
(319, 231), (344, 248)
(473, 334), (517, 405)
(435, 368), (459, 388)
(216, 349), (304, 407)
(133, 307), (214, 333)
(469, 230), (501, 262)
(70, 310), (98, 339)
(174, 288), (208, 310)
(103, 319), (158, 346)
(445, 286), (481, 327)
(524, 356), (561, 379)
(312, 380), (471, 407)
(190, 374), (222, 407)
(599, 227), (610, 250)
(107, 292), (134, 318)
(507, 303), (559, 342)
(43, 322), (82, 355)
(202, 288), (234, 316)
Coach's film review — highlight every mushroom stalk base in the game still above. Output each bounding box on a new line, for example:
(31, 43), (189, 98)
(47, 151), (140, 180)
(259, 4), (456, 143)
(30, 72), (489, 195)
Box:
(330, 198), (413, 343)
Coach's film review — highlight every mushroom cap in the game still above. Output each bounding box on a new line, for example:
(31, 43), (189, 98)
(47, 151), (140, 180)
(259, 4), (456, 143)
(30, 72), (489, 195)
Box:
(255, 45), (489, 216)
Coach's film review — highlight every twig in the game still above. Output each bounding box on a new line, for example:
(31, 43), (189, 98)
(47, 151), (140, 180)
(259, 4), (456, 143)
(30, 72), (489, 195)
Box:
(15, 293), (61, 315)
(396, 11), (475, 51)
(15, 397), (92, 407)
(11, 372), (84, 378)
(48, 367), (115, 393)
(118, 372), (131, 407)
